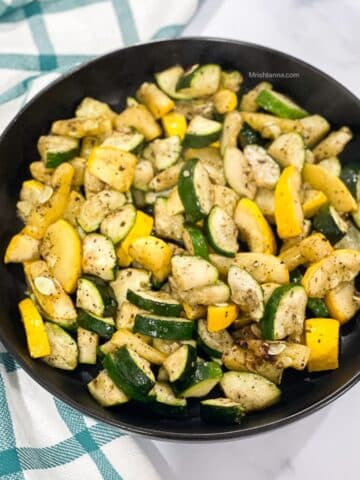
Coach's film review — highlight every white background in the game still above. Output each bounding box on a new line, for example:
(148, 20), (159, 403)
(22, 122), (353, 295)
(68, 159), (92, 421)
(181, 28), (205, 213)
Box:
(148, 1), (360, 479)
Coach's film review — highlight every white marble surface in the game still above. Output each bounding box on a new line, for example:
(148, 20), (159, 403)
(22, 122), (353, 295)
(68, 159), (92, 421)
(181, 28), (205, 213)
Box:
(147, 1), (360, 479)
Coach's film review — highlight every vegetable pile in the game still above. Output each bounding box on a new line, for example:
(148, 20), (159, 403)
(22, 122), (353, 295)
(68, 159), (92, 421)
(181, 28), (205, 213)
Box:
(5, 62), (360, 425)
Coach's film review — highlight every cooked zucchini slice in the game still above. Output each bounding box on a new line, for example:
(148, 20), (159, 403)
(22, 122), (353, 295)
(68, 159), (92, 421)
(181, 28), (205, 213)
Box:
(38, 135), (79, 168)
(155, 65), (194, 100)
(340, 163), (359, 198)
(197, 318), (233, 358)
(77, 327), (98, 365)
(313, 205), (348, 245)
(171, 255), (218, 291)
(143, 136), (181, 171)
(205, 205), (238, 257)
(183, 115), (222, 148)
(223, 147), (256, 199)
(133, 313), (195, 340)
(243, 145), (280, 189)
(228, 265), (264, 321)
(267, 132), (305, 171)
(154, 197), (184, 242)
(75, 97), (116, 121)
(127, 289), (182, 317)
(212, 185), (239, 217)
(163, 344), (197, 382)
(175, 360), (223, 398)
(235, 253), (289, 284)
(82, 233), (116, 281)
(78, 189), (126, 232)
(256, 89), (308, 119)
(176, 64), (221, 97)
(178, 158), (213, 223)
(43, 322), (78, 371)
(176, 282), (230, 306)
(260, 284), (307, 340)
(149, 382), (187, 416)
(76, 275), (117, 317)
(149, 162), (183, 192)
(240, 82), (272, 112)
(182, 225), (209, 259)
(110, 268), (151, 306)
(238, 123), (266, 148)
(220, 371), (281, 411)
(200, 398), (245, 425)
(100, 204), (137, 244)
(102, 127), (144, 152)
(88, 370), (129, 407)
(103, 346), (155, 401)
(77, 309), (115, 339)
(325, 280), (360, 324)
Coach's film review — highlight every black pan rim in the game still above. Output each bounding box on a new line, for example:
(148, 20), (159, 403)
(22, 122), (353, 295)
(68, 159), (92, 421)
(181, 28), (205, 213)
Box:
(1, 36), (360, 441)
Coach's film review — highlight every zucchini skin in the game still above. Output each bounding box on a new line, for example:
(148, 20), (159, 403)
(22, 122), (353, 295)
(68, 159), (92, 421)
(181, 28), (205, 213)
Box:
(126, 290), (182, 317)
(178, 158), (206, 223)
(313, 205), (347, 245)
(238, 123), (266, 148)
(77, 309), (115, 339)
(256, 89), (308, 119)
(133, 314), (195, 340)
(200, 400), (245, 425)
(183, 130), (221, 149)
(204, 207), (237, 257)
(46, 147), (79, 168)
(340, 164), (358, 198)
(103, 347), (155, 402)
(290, 268), (329, 317)
(81, 274), (118, 317)
(173, 360), (223, 396)
(184, 225), (209, 259)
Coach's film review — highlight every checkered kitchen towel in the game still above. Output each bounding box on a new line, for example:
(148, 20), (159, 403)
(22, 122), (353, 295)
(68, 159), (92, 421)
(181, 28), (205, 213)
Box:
(0, 1), (201, 478)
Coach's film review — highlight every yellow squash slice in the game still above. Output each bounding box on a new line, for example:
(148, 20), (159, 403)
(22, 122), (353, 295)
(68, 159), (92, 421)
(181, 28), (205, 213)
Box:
(4, 231), (40, 263)
(305, 318), (339, 372)
(87, 146), (137, 192)
(302, 249), (360, 297)
(325, 281), (360, 325)
(161, 112), (187, 139)
(275, 165), (304, 239)
(18, 298), (51, 358)
(40, 219), (82, 293)
(234, 253), (289, 284)
(302, 163), (356, 213)
(128, 235), (172, 282)
(207, 304), (238, 332)
(234, 198), (276, 254)
(24, 163), (74, 240)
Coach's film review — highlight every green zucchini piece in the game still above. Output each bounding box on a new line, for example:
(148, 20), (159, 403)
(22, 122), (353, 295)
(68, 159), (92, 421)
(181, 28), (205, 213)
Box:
(340, 164), (359, 198)
(178, 158), (213, 223)
(82, 234), (117, 281)
(177, 281), (230, 306)
(289, 268), (329, 317)
(267, 132), (305, 171)
(205, 205), (238, 257)
(43, 322), (78, 371)
(149, 382), (187, 416)
(260, 284), (307, 340)
(256, 89), (308, 119)
(77, 274), (118, 317)
(220, 371), (281, 411)
(183, 116), (222, 149)
(163, 344), (197, 383)
(176, 64), (221, 97)
(197, 318), (233, 358)
(38, 135), (79, 168)
(100, 204), (137, 244)
(175, 360), (223, 398)
(200, 398), (245, 425)
(155, 65), (193, 100)
(77, 327), (98, 365)
(77, 309), (115, 339)
(133, 313), (195, 340)
(182, 225), (209, 259)
(102, 126), (144, 153)
(103, 346), (155, 401)
(126, 289), (182, 317)
(88, 369), (129, 407)
(78, 190), (126, 232)
(238, 123), (266, 148)
(171, 255), (218, 291)
(143, 136), (182, 171)
(313, 204), (348, 245)
(307, 297), (329, 317)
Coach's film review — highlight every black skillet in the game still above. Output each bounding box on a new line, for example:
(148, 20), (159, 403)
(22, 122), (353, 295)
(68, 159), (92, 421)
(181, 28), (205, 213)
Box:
(1, 38), (360, 441)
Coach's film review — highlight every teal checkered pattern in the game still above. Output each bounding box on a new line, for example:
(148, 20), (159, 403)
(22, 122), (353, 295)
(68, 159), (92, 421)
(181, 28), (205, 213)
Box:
(0, 0), (201, 477)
